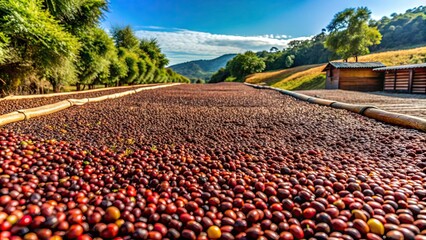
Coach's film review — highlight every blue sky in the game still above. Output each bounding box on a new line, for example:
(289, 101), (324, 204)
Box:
(102, 0), (425, 65)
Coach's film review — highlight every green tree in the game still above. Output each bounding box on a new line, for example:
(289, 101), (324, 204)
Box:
(0, 0), (80, 92)
(108, 56), (127, 86)
(325, 7), (382, 62)
(262, 51), (295, 71)
(210, 68), (230, 83)
(286, 31), (334, 66)
(76, 27), (116, 89)
(226, 51), (265, 81)
(0, 2), (187, 94)
(143, 59), (156, 83)
(139, 39), (169, 68)
(43, 0), (108, 32)
(372, 6), (426, 51)
(117, 48), (139, 85)
(136, 59), (147, 83)
(111, 26), (142, 85)
(112, 26), (140, 51)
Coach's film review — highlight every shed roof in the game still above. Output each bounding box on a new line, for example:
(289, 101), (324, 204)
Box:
(322, 62), (385, 72)
(373, 63), (426, 71)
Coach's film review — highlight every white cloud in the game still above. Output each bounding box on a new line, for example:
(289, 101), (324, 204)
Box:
(134, 27), (310, 65)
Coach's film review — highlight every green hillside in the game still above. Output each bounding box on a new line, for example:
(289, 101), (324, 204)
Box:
(246, 46), (426, 90)
(211, 5), (426, 85)
(169, 54), (236, 80)
(373, 6), (426, 51)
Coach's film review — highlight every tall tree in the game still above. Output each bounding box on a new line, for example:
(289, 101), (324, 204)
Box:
(112, 26), (140, 51)
(325, 7), (382, 62)
(111, 26), (142, 85)
(0, 1), (188, 94)
(75, 27), (117, 89)
(226, 51), (265, 81)
(0, 0), (80, 92)
(139, 39), (169, 68)
(43, 0), (108, 32)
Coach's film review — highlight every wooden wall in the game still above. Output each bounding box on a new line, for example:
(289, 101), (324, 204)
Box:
(384, 68), (426, 93)
(325, 68), (339, 89)
(412, 68), (426, 94)
(338, 69), (383, 92)
(384, 70), (409, 92)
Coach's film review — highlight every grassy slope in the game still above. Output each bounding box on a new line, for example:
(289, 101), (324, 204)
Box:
(245, 46), (426, 90)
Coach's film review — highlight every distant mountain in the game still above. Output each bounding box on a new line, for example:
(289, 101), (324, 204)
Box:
(169, 54), (237, 80)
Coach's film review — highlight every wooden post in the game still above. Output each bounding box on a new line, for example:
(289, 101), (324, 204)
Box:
(408, 69), (414, 93)
(393, 71), (397, 91)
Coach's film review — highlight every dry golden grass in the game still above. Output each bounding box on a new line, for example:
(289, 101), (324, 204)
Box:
(355, 46), (426, 66)
(246, 46), (426, 90)
(245, 64), (322, 85)
(274, 65), (324, 86)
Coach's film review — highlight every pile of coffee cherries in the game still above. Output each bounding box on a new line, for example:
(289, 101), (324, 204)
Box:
(0, 129), (426, 239)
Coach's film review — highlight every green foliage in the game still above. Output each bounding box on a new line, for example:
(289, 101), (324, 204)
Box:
(209, 51), (271, 83)
(152, 68), (162, 82)
(76, 27), (116, 85)
(372, 6), (426, 51)
(136, 59), (147, 83)
(141, 59), (153, 83)
(139, 39), (169, 68)
(43, 0), (107, 32)
(110, 26), (187, 85)
(224, 76), (237, 82)
(43, 0), (79, 23)
(0, 32), (10, 63)
(210, 32), (333, 82)
(0, 0), (186, 95)
(0, 0), (80, 92)
(261, 50), (295, 71)
(68, 0), (108, 30)
(209, 5), (422, 86)
(45, 56), (78, 92)
(210, 67), (230, 83)
(108, 56), (127, 86)
(194, 78), (205, 84)
(119, 48), (139, 85)
(325, 7), (382, 61)
(112, 26), (140, 51)
(226, 51), (265, 81)
(164, 68), (190, 83)
(287, 32), (334, 66)
(0, 0), (80, 60)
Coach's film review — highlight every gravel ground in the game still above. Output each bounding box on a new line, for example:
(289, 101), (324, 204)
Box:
(297, 89), (426, 118)
(0, 84), (158, 115)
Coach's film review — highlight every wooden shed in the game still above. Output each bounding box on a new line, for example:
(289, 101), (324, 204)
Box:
(323, 62), (385, 91)
(373, 63), (426, 93)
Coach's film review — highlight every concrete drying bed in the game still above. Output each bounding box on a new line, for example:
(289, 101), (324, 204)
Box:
(297, 90), (426, 118)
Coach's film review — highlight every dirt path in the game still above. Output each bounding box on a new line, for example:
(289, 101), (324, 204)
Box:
(297, 89), (426, 118)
